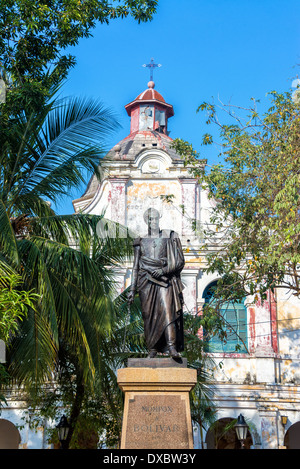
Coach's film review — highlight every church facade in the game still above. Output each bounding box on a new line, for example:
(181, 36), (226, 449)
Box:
(1, 80), (300, 449)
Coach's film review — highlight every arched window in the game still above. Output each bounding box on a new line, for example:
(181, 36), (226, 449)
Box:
(203, 281), (248, 353)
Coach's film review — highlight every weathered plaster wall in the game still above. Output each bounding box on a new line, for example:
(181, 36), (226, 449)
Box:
(127, 179), (182, 237)
(275, 288), (300, 384)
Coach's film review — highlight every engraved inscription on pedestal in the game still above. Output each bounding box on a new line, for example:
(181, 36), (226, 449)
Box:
(124, 394), (190, 449)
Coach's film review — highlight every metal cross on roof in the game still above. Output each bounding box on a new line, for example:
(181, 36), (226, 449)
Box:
(142, 58), (161, 81)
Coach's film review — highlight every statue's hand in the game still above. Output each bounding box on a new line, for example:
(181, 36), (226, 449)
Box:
(152, 268), (164, 279)
(128, 290), (135, 304)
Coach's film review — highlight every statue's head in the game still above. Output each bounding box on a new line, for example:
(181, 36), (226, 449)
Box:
(143, 208), (160, 231)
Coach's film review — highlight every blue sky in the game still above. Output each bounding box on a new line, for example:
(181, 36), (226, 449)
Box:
(56, 0), (300, 214)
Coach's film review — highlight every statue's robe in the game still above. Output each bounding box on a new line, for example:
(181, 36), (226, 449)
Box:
(131, 229), (185, 353)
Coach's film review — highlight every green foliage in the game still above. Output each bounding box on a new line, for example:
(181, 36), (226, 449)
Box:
(174, 88), (300, 303)
(0, 86), (120, 221)
(0, 269), (39, 410)
(0, 363), (9, 408)
(0, 0), (158, 110)
(171, 138), (205, 171)
(182, 312), (218, 446)
(0, 272), (39, 342)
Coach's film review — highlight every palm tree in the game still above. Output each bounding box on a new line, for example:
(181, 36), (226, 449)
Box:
(0, 85), (135, 407)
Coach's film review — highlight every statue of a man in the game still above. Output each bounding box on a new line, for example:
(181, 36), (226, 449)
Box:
(128, 208), (185, 358)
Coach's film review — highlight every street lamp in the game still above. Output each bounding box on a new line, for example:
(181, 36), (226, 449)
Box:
(281, 415), (288, 427)
(56, 415), (70, 449)
(234, 414), (249, 449)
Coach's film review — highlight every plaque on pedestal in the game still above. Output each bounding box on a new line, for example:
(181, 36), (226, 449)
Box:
(117, 359), (197, 449)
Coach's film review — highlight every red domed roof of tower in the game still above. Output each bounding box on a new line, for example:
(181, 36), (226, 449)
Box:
(125, 81), (174, 117)
(135, 81), (165, 103)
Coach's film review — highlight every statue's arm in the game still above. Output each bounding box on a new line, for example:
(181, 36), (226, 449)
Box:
(128, 241), (141, 304)
(130, 243), (141, 292)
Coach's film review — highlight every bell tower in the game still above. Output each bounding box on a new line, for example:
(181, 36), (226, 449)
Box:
(125, 80), (174, 135)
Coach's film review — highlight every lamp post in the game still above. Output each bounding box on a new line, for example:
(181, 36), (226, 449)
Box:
(234, 414), (248, 449)
(56, 415), (70, 449)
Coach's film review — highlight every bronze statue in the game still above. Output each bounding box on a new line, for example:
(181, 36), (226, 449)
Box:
(128, 208), (185, 358)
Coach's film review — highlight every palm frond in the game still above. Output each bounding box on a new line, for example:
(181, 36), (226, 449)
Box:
(0, 199), (19, 266)
(1, 96), (120, 217)
(8, 306), (57, 389)
(17, 238), (59, 346)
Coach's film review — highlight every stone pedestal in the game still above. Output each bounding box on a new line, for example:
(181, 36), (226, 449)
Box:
(117, 358), (197, 450)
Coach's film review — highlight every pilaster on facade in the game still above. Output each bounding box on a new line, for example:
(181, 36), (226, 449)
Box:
(248, 291), (278, 357)
(108, 176), (130, 226)
(179, 177), (198, 240)
(181, 268), (199, 316)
